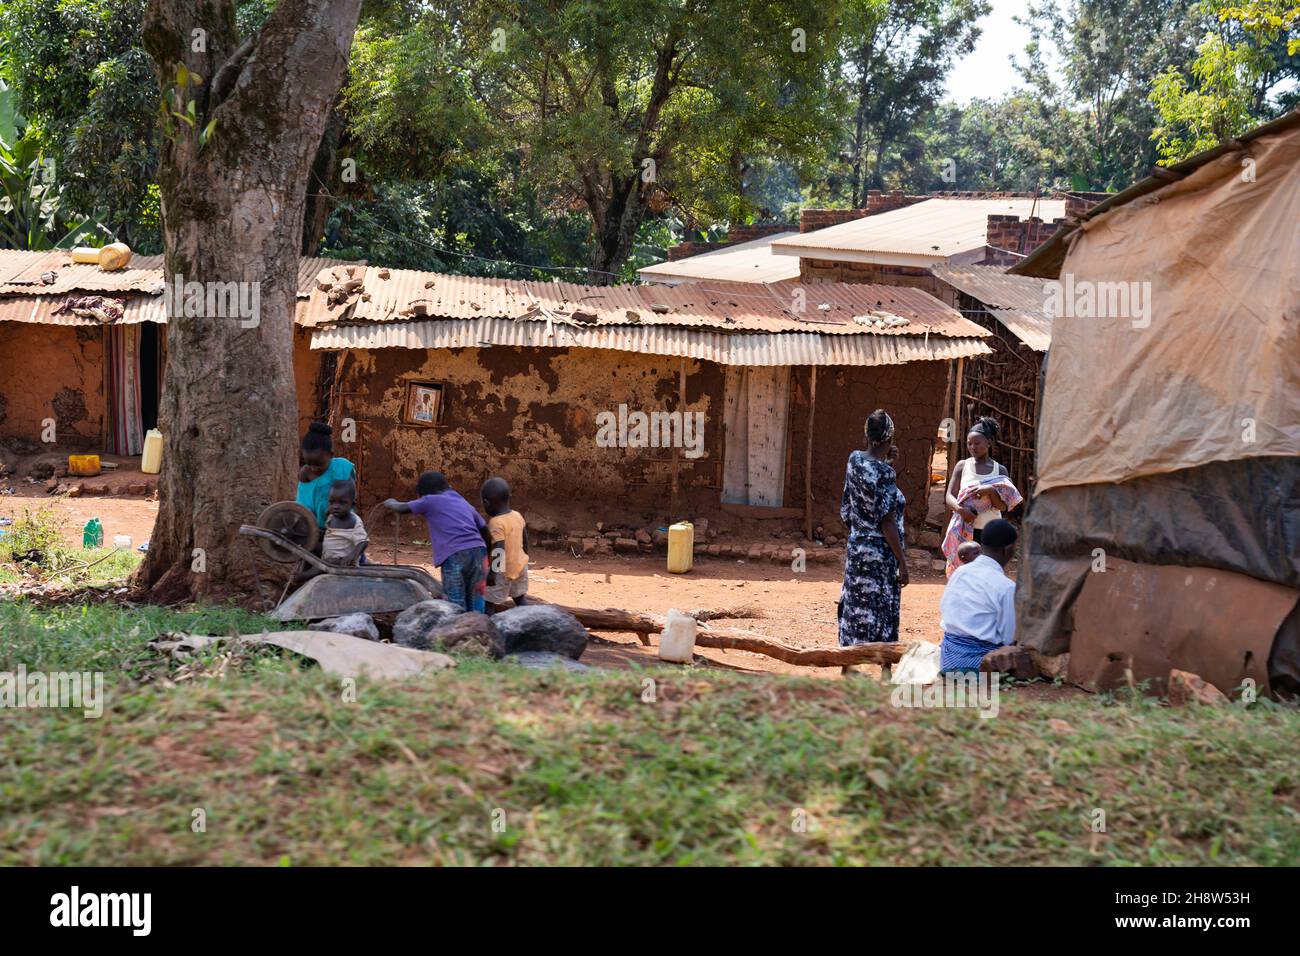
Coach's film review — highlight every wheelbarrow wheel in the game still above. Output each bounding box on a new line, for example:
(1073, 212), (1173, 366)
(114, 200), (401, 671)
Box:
(256, 501), (319, 563)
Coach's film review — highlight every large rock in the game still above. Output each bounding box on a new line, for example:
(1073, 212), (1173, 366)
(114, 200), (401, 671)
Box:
(1167, 669), (1230, 706)
(393, 599), (465, 649)
(315, 613), (380, 642)
(429, 612), (504, 657)
(491, 604), (590, 660)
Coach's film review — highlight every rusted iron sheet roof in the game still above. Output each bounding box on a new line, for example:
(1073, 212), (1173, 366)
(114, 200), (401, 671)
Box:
(308, 317), (992, 367)
(930, 263), (1052, 312)
(0, 251), (359, 297)
(637, 233), (802, 285)
(0, 294), (165, 326)
(311, 267), (990, 339)
(988, 308), (1051, 352)
(0, 252), (165, 295)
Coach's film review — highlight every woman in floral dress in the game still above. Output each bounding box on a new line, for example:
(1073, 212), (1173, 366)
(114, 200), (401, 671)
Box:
(838, 409), (909, 646)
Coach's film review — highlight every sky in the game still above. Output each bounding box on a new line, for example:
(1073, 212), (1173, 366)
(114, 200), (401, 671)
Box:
(943, 0), (1042, 104)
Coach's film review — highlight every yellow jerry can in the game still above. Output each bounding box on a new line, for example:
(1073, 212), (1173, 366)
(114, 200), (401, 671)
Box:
(68, 454), (101, 477)
(667, 521), (694, 574)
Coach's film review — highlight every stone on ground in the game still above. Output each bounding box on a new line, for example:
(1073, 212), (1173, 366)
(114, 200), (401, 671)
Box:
(492, 604), (590, 659)
(315, 612), (379, 641)
(393, 599), (466, 649)
(1167, 669), (1230, 706)
(430, 612), (504, 658)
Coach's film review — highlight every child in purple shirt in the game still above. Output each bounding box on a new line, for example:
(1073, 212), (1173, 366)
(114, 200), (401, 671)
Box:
(384, 471), (492, 611)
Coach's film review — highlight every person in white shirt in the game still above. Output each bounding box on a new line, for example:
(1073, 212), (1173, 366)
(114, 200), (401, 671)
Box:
(939, 518), (1018, 672)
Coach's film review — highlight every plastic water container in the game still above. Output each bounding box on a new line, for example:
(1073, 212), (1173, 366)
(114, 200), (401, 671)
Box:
(141, 429), (163, 474)
(83, 518), (103, 549)
(667, 521), (693, 574)
(68, 454), (101, 476)
(658, 609), (698, 663)
(113, 534), (132, 550)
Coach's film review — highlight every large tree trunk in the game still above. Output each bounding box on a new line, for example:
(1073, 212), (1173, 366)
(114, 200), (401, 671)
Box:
(138, 0), (362, 601)
(585, 173), (645, 284)
(301, 104), (346, 256)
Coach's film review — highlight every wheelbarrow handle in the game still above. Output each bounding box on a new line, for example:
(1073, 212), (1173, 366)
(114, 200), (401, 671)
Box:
(237, 525), (440, 593)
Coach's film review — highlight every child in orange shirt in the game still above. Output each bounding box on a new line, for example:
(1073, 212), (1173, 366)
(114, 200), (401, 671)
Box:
(481, 477), (530, 610)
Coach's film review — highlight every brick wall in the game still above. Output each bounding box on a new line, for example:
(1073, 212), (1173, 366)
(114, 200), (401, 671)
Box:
(798, 258), (942, 296)
(666, 241), (727, 261)
(983, 215), (1067, 266)
(1066, 191), (1110, 221)
(665, 222), (795, 260)
(726, 223), (795, 243)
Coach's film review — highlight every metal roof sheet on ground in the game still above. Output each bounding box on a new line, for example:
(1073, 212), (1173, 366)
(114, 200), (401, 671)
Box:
(929, 263), (1054, 312)
(770, 198), (1067, 265)
(319, 268), (990, 339)
(308, 317), (992, 366)
(0, 294), (165, 326)
(988, 307), (1051, 352)
(637, 233), (802, 285)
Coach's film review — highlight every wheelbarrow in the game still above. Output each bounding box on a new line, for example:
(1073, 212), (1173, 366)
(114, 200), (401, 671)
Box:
(238, 501), (441, 622)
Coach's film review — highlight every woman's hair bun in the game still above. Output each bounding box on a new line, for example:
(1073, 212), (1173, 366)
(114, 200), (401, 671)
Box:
(973, 416), (999, 441)
(308, 421), (332, 435)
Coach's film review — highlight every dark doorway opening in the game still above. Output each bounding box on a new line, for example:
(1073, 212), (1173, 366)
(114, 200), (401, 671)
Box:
(139, 323), (161, 432)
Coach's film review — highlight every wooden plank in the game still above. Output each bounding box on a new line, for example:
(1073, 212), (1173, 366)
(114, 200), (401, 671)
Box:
(546, 602), (909, 667)
(670, 357), (684, 517)
(720, 502), (805, 520)
(804, 367), (816, 539)
(947, 356), (965, 476)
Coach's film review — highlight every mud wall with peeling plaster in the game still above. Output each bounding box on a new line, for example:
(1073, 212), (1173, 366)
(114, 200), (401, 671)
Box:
(786, 361), (949, 536)
(329, 346), (726, 515)
(293, 327), (324, 434)
(0, 323), (105, 447)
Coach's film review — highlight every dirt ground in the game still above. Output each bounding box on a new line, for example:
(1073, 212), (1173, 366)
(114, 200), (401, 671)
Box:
(2, 481), (958, 680)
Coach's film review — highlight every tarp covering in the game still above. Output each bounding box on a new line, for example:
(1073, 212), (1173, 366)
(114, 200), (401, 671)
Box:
(1017, 456), (1300, 690)
(1034, 126), (1300, 492)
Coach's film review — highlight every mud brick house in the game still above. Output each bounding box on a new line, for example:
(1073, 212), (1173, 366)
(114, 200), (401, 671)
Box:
(642, 193), (1094, 497)
(297, 267), (993, 535)
(0, 249), (352, 455)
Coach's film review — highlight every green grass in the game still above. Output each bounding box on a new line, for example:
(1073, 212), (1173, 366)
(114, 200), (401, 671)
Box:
(0, 599), (1297, 866)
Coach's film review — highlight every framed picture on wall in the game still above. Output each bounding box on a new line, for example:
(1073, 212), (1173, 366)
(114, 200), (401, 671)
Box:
(404, 381), (444, 426)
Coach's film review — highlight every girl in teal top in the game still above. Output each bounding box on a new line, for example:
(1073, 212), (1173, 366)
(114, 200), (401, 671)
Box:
(296, 421), (356, 527)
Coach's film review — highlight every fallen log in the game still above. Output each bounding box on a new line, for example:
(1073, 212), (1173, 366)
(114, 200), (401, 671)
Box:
(539, 601), (908, 668)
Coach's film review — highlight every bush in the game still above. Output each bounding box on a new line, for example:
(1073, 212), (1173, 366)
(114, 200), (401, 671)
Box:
(0, 508), (65, 562)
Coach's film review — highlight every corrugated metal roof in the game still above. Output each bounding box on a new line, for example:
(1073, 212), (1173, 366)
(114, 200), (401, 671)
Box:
(988, 308), (1051, 352)
(637, 233), (802, 285)
(0, 251), (359, 297)
(0, 294), (165, 326)
(771, 198), (1067, 265)
(0, 252), (166, 295)
(309, 317), (992, 366)
(315, 268), (990, 339)
(930, 263), (1053, 312)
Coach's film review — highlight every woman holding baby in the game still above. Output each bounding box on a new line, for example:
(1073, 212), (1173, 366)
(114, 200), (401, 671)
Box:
(941, 417), (1022, 577)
